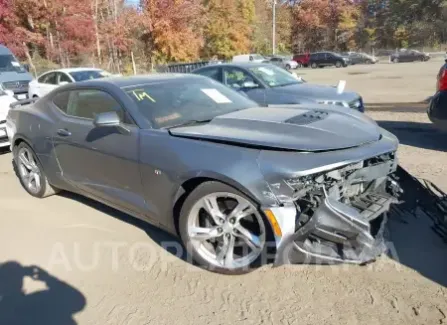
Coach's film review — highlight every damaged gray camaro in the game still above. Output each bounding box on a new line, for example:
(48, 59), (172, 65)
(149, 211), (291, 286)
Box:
(7, 74), (401, 274)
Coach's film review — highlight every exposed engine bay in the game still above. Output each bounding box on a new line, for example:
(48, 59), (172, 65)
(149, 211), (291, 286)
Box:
(270, 150), (447, 266)
(273, 152), (403, 265)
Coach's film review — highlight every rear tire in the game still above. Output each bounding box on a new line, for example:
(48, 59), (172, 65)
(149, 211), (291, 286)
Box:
(178, 181), (274, 274)
(14, 142), (59, 198)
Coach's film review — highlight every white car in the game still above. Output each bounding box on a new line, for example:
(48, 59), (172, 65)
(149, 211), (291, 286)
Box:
(0, 89), (17, 149)
(28, 68), (112, 98)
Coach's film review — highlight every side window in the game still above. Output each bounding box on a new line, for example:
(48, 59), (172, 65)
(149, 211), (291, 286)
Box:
(46, 73), (58, 85)
(52, 91), (70, 112)
(38, 72), (57, 84)
(58, 73), (72, 84)
(196, 67), (221, 82)
(66, 89), (128, 122)
(223, 67), (258, 90)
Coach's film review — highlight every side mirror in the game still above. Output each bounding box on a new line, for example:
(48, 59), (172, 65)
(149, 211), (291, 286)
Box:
(242, 81), (258, 89)
(93, 111), (130, 135)
(23, 64), (30, 72)
(59, 81), (69, 86)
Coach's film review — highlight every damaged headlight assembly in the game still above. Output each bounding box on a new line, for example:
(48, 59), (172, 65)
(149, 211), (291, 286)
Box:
(262, 152), (401, 266)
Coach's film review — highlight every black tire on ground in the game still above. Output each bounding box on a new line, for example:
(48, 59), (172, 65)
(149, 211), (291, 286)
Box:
(311, 62), (317, 69)
(296, 62), (302, 68)
(335, 61), (343, 68)
(285, 64), (291, 70)
(13, 142), (59, 198)
(392, 57), (399, 63)
(178, 181), (275, 274)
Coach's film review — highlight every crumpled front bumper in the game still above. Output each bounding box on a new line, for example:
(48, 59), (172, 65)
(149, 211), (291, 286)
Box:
(265, 187), (397, 266)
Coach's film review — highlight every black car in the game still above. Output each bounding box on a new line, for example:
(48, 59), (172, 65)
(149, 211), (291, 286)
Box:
(309, 52), (349, 69)
(390, 49), (430, 63)
(193, 63), (364, 111)
(427, 60), (447, 130)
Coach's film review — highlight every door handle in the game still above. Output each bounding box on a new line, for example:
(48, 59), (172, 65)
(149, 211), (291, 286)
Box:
(57, 128), (71, 137)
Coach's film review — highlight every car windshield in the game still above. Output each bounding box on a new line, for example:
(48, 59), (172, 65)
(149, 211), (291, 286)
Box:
(0, 54), (26, 73)
(249, 65), (303, 88)
(69, 70), (110, 82)
(124, 78), (258, 129)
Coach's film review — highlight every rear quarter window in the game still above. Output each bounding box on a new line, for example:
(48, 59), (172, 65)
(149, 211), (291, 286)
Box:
(52, 91), (70, 112)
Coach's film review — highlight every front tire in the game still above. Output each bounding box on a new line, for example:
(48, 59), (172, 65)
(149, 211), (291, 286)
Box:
(285, 64), (291, 70)
(335, 61), (343, 68)
(311, 62), (317, 69)
(14, 142), (58, 198)
(179, 181), (272, 274)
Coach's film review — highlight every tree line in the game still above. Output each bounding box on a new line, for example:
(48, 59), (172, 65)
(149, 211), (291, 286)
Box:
(0, 0), (446, 73)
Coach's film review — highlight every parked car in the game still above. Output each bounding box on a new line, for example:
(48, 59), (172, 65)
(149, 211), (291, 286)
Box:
(390, 49), (430, 63)
(28, 68), (112, 98)
(193, 63), (364, 111)
(232, 54), (266, 63)
(6, 74), (400, 273)
(0, 89), (18, 149)
(267, 56), (298, 70)
(292, 53), (310, 67)
(427, 59), (447, 130)
(0, 45), (33, 101)
(309, 52), (349, 68)
(341, 52), (378, 65)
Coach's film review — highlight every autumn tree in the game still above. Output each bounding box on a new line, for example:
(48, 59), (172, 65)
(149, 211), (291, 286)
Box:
(140, 0), (204, 64)
(202, 0), (252, 59)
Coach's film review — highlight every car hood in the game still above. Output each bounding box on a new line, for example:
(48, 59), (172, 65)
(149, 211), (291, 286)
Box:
(272, 83), (359, 102)
(169, 105), (382, 152)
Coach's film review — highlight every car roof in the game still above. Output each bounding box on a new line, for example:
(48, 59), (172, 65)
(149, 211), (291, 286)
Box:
(53, 67), (104, 73)
(0, 45), (13, 55)
(72, 73), (207, 89)
(195, 62), (273, 70)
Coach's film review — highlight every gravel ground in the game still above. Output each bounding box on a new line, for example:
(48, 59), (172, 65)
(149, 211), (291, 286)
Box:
(0, 59), (446, 325)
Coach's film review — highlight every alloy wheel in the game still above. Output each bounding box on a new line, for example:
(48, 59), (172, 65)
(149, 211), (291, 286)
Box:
(187, 192), (266, 270)
(17, 147), (42, 195)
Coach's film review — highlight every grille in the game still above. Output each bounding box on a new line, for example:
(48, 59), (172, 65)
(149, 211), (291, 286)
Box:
(285, 110), (329, 125)
(2, 80), (29, 90)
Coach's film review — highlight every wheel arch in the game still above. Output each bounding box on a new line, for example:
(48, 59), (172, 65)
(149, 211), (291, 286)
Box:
(172, 173), (264, 235)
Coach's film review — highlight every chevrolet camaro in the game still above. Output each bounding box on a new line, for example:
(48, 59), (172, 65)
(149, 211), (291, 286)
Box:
(6, 74), (400, 274)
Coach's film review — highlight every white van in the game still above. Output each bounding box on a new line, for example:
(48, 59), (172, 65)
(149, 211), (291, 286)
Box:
(232, 54), (266, 63)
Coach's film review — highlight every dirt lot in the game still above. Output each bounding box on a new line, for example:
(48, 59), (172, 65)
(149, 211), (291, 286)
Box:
(1, 59), (446, 325)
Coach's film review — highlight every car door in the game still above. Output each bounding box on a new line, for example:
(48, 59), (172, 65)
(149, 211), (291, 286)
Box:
(37, 72), (58, 96)
(326, 53), (337, 66)
(269, 57), (281, 67)
(58, 72), (73, 85)
(51, 88), (147, 215)
(222, 66), (266, 105)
